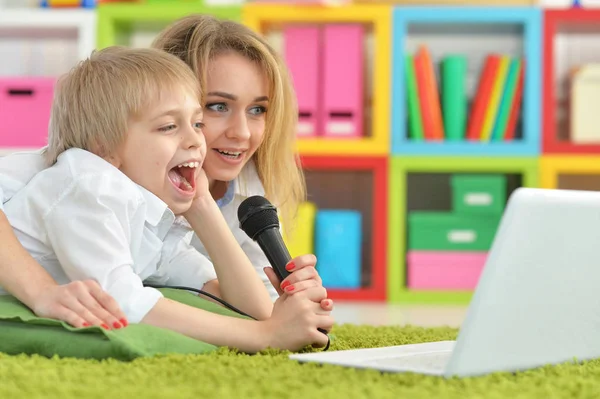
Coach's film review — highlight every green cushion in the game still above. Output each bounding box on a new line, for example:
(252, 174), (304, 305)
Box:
(0, 288), (249, 361)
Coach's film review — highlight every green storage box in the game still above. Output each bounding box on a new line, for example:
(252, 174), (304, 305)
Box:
(408, 211), (501, 251)
(451, 174), (507, 215)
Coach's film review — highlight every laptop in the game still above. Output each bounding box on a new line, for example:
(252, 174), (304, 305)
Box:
(290, 187), (600, 378)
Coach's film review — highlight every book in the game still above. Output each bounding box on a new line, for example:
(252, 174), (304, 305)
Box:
(481, 55), (510, 141)
(466, 54), (501, 141)
(405, 54), (425, 141)
(442, 55), (468, 141)
(492, 58), (522, 141)
(503, 60), (525, 141)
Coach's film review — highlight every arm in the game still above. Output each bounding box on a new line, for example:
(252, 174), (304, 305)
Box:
(42, 175), (163, 324)
(44, 174), (330, 351)
(142, 297), (267, 352)
(239, 233), (279, 301)
(0, 197), (126, 329)
(142, 289), (332, 353)
(0, 210), (61, 308)
(184, 196), (273, 320)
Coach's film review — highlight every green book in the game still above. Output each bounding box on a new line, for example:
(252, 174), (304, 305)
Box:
(441, 55), (468, 141)
(491, 58), (521, 142)
(405, 55), (424, 141)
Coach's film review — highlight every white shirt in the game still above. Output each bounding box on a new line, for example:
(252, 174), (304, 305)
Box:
(1, 148), (218, 323)
(0, 148), (279, 301)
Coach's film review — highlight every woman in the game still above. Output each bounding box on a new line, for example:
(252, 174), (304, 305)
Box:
(0, 14), (332, 330)
(152, 15), (313, 301)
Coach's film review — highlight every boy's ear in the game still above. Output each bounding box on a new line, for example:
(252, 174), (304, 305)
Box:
(105, 152), (122, 169)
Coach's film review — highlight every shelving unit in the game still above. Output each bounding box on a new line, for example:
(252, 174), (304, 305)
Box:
(299, 155), (387, 301)
(391, 7), (541, 156)
(0, 8), (96, 62)
(542, 9), (600, 154)
(388, 156), (538, 304)
(0, 3), (597, 305)
(96, 3), (241, 49)
(0, 7), (96, 153)
(540, 156), (600, 189)
(243, 3), (391, 156)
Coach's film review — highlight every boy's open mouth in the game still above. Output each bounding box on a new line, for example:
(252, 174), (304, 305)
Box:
(168, 162), (198, 192)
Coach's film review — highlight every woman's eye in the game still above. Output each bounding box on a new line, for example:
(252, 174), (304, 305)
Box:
(249, 106), (267, 115)
(207, 103), (228, 112)
(193, 122), (205, 130)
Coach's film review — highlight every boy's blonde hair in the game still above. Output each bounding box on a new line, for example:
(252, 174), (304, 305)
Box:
(152, 15), (306, 231)
(45, 46), (201, 165)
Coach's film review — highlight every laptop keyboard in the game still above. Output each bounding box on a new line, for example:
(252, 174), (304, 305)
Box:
(365, 351), (453, 374)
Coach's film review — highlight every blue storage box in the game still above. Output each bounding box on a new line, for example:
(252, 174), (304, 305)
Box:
(314, 209), (362, 289)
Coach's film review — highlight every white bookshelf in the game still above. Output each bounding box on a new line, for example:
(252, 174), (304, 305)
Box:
(0, 8), (96, 76)
(0, 7), (95, 153)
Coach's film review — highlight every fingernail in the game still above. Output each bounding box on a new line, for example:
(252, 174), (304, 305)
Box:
(285, 285), (295, 292)
(285, 262), (295, 271)
(120, 318), (129, 327)
(101, 324), (110, 330)
(281, 280), (291, 290)
(113, 321), (122, 329)
(82, 322), (90, 327)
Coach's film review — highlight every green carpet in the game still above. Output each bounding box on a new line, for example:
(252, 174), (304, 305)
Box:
(2, 324), (600, 398)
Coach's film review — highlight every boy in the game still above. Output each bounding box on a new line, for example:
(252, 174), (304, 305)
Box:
(2, 47), (333, 352)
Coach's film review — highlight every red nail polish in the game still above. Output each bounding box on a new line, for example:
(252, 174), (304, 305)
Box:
(281, 280), (291, 289)
(82, 322), (90, 327)
(285, 285), (295, 292)
(113, 321), (122, 329)
(101, 324), (110, 330)
(285, 262), (295, 271)
(120, 318), (128, 327)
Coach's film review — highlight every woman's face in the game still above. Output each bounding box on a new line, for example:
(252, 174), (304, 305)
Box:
(202, 51), (269, 185)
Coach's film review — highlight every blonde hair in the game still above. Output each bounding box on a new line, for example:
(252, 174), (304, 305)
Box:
(45, 46), (201, 165)
(152, 14), (306, 230)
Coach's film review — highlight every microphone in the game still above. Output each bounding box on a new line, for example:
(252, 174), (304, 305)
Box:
(238, 195), (329, 339)
(237, 195), (292, 282)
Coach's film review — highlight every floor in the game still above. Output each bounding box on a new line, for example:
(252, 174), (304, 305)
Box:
(332, 302), (468, 328)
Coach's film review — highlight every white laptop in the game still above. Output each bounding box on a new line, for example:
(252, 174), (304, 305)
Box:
(290, 187), (600, 378)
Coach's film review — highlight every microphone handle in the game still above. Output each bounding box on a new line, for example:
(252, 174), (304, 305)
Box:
(255, 227), (328, 337)
(255, 227), (292, 282)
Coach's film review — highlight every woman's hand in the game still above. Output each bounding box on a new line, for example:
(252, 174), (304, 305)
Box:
(264, 254), (333, 312)
(32, 280), (128, 330)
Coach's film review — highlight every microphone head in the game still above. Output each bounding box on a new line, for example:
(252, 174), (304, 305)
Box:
(238, 195), (280, 240)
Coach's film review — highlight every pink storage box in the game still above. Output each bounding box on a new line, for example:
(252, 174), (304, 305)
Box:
(284, 25), (321, 137)
(0, 77), (55, 148)
(407, 251), (488, 290)
(322, 24), (364, 138)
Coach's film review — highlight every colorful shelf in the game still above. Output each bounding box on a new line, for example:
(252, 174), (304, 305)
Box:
(96, 3), (241, 49)
(3, 3), (599, 305)
(388, 156), (539, 304)
(391, 7), (542, 156)
(299, 155), (388, 301)
(542, 9), (600, 154)
(243, 3), (392, 156)
(540, 155), (600, 188)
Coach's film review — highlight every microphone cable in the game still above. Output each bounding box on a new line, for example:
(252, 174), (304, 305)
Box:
(144, 283), (330, 351)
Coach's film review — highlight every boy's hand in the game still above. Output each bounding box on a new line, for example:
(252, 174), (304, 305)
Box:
(264, 254), (333, 312)
(192, 167), (210, 200)
(32, 280), (128, 330)
(261, 287), (333, 351)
